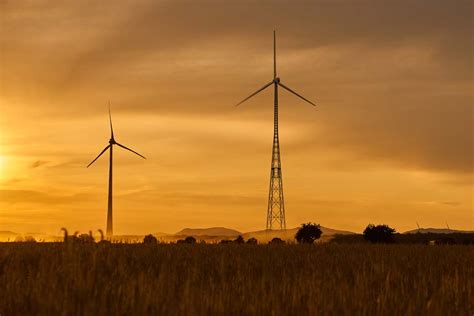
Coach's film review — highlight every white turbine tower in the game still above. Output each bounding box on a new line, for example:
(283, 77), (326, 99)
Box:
(87, 104), (146, 238)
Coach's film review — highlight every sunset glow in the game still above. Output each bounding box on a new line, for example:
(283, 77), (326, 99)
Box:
(0, 155), (5, 175)
(0, 0), (472, 236)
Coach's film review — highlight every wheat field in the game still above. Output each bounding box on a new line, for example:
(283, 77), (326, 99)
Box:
(0, 243), (472, 315)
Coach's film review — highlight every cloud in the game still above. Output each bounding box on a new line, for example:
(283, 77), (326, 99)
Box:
(0, 190), (98, 205)
(119, 189), (261, 206)
(0, 0), (472, 233)
(30, 160), (49, 168)
(439, 201), (461, 207)
(2, 0), (471, 176)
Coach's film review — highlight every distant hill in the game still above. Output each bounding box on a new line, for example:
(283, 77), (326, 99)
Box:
(243, 226), (355, 243)
(0, 231), (18, 241)
(0, 231), (18, 236)
(1, 226), (356, 243)
(0, 231), (35, 242)
(151, 232), (172, 237)
(176, 227), (242, 237)
(404, 228), (474, 234)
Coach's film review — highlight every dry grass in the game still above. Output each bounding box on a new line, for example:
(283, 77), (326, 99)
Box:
(0, 243), (472, 315)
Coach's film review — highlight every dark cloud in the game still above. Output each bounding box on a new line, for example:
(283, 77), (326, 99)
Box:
(318, 101), (473, 173)
(2, 0), (471, 93)
(1, 0), (472, 176)
(30, 160), (49, 168)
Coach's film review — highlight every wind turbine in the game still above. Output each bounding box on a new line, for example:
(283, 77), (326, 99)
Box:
(87, 105), (146, 238)
(236, 31), (316, 230)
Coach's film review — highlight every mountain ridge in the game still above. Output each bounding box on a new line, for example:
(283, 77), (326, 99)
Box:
(176, 227), (242, 237)
(3, 227), (473, 242)
(404, 228), (474, 234)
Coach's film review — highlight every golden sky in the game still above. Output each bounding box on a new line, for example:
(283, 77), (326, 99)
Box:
(0, 0), (472, 235)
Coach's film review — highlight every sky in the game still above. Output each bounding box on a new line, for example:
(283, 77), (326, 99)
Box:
(0, 0), (472, 235)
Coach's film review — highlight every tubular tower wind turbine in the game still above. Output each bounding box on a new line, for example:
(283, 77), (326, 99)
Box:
(87, 105), (146, 238)
(236, 31), (316, 230)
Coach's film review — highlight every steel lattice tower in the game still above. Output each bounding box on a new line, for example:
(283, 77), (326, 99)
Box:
(236, 31), (316, 230)
(266, 72), (286, 230)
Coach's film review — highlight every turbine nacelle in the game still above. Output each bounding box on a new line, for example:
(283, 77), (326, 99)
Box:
(235, 78), (316, 107)
(87, 107), (146, 168)
(235, 32), (315, 108)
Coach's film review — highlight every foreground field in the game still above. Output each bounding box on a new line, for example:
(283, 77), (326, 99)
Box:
(0, 243), (472, 315)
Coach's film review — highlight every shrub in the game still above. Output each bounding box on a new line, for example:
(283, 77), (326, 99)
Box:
(184, 236), (196, 244)
(246, 237), (258, 244)
(143, 234), (158, 244)
(234, 235), (244, 244)
(295, 223), (323, 244)
(77, 233), (95, 243)
(269, 237), (285, 244)
(363, 224), (396, 243)
(23, 236), (37, 243)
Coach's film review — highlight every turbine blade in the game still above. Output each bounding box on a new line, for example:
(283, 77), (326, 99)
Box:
(278, 82), (316, 106)
(274, 30), (276, 79)
(115, 142), (146, 159)
(87, 145), (111, 168)
(236, 81), (273, 106)
(108, 101), (114, 139)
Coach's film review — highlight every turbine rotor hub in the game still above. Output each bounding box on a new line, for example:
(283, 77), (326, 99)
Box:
(274, 77), (280, 83)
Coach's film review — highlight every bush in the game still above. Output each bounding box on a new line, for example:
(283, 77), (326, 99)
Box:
(363, 224), (396, 243)
(246, 237), (258, 244)
(184, 236), (196, 244)
(269, 237), (285, 244)
(143, 234), (158, 244)
(23, 236), (37, 243)
(234, 235), (244, 244)
(77, 233), (95, 243)
(295, 223), (323, 244)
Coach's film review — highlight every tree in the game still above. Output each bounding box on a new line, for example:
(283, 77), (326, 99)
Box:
(246, 237), (258, 244)
(295, 223), (323, 244)
(363, 224), (396, 243)
(269, 237), (285, 244)
(143, 234), (158, 244)
(234, 235), (245, 244)
(184, 236), (196, 244)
